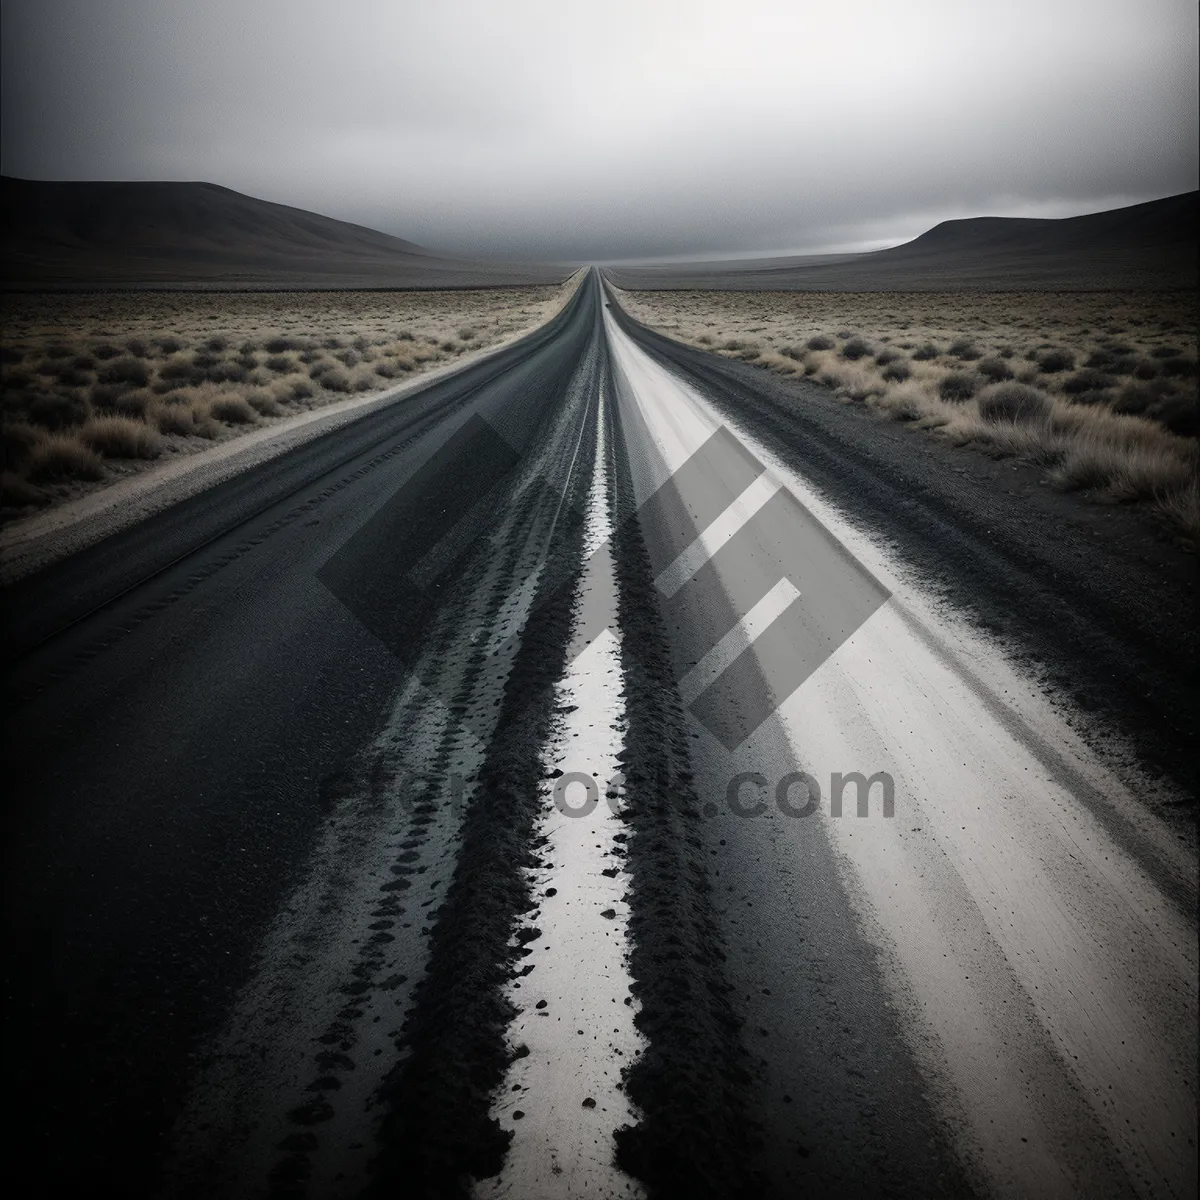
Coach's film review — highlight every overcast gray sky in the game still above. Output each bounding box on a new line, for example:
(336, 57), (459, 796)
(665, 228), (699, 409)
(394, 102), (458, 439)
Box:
(2, 0), (1196, 261)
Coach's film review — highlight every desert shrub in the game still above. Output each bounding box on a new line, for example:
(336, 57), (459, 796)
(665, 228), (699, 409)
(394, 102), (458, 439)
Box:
(34, 358), (61, 376)
(335, 348), (360, 366)
(835, 329), (855, 340)
(350, 364), (376, 393)
(912, 342), (940, 360)
(1151, 345), (1182, 359)
(938, 372), (982, 402)
(79, 416), (161, 459)
(1150, 393), (1198, 437)
(978, 382), (1050, 424)
(318, 366), (352, 392)
(265, 335), (308, 353)
(55, 365), (92, 387)
(696, 334), (713, 345)
(395, 330), (415, 341)
(109, 388), (155, 418)
(29, 392), (89, 430)
(308, 358), (337, 380)
(99, 356), (150, 387)
(210, 396), (258, 424)
(42, 344), (72, 360)
(1062, 369), (1116, 396)
(1160, 357), (1197, 379)
(323, 337), (344, 350)
(91, 343), (123, 360)
(874, 348), (902, 366)
(1, 422), (41, 468)
(1112, 379), (1175, 416)
(287, 377), (314, 399)
(27, 434), (106, 481)
(245, 390), (284, 417)
(873, 382), (925, 421)
(806, 334), (835, 351)
(205, 335), (229, 353)
(949, 338), (981, 361)
(265, 354), (295, 373)
(1131, 358), (1160, 380)
(1156, 477), (1199, 545)
(159, 358), (205, 385)
(154, 336), (184, 354)
(90, 383), (134, 408)
(841, 336), (872, 360)
(817, 361), (884, 400)
(72, 354), (97, 370)
(373, 361), (404, 379)
(1050, 438), (1195, 499)
(191, 351), (220, 369)
(205, 360), (250, 384)
(1036, 348), (1075, 374)
(977, 357), (1013, 382)
(125, 338), (149, 357)
(0, 346), (24, 364)
(155, 404), (201, 436)
(780, 344), (805, 360)
(1085, 348), (1133, 374)
(156, 394), (221, 438)
(881, 359), (912, 382)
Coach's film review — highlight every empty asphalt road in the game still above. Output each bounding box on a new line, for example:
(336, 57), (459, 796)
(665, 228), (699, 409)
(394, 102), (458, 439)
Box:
(3, 270), (1195, 1198)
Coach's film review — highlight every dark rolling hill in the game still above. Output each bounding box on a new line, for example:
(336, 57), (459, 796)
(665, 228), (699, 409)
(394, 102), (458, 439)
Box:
(605, 192), (1199, 291)
(0, 177), (569, 289)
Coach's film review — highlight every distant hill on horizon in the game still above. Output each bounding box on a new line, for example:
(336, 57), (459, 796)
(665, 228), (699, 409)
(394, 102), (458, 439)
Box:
(0, 177), (569, 289)
(605, 192), (1199, 291)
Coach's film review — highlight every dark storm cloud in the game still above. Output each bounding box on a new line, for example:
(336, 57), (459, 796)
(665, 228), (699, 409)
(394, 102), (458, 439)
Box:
(3, 0), (1196, 261)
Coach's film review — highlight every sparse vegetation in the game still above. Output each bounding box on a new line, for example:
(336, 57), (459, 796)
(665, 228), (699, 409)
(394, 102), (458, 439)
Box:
(977, 382), (1050, 424)
(79, 415), (162, 459)
(1, 275), (582, 518)
(1035, 348), (1075, 374)
(977, 356), (1013, 382)
(611, 286), (1199, 541)
(938, 372), (982, 402)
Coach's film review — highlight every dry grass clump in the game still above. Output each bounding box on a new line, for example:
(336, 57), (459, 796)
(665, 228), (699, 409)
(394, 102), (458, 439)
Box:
(27, 434), (106, 482)
(938, 372), (983, 402)
(977, 383), (1050, 424)
(612, 285), (1199, 541)
(0, 272), (582, 517)
(78, 415), (162, 459)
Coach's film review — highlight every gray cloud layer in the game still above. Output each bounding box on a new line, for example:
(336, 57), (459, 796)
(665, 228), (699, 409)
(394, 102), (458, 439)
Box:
(3, 0), (1196, 260)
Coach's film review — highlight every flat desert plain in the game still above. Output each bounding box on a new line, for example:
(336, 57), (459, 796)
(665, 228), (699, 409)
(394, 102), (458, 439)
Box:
(0, 276), (581, 517)
(611, 286), (1198, 540)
